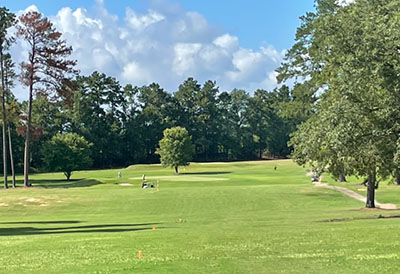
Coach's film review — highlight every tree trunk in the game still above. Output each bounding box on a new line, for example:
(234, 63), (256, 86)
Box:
(394, 169), (400, 185)
(0, 51), (7, 189)
(7, 126), (15, 188)
(64, 171), (71, 181)
(174, 166), (179, 174)
(366, 170), (376, 208)
(23, 85), (33, 187)
(338, 172), (347, 182)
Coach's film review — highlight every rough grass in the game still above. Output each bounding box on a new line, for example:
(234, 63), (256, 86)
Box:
(0, 160), (399, 273)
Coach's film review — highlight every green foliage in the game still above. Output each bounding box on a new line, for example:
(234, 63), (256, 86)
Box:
(0, 7), (16, 53)
(156, 126), (194, 173)
(283, 0), (400, 206)
(72, 72), (127, 167)
(41, 133), (92, 180)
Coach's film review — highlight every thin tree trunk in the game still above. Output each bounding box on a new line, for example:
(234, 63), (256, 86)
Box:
(23, 43), (35, 188)
(0, 51), (7, 188)
(23, 85), (33, 187)
(338, 163), (346, 182)
(64, 171), (71, 181)
(366, 169), (376, 208)
(174, 166), (178, 174)
(8, 126), (15, 188)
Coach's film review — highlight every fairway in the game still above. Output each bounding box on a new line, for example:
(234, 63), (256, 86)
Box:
(1, 160), (400, 273)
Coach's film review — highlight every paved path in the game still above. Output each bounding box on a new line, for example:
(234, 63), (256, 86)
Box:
(314, 181), (397, 210)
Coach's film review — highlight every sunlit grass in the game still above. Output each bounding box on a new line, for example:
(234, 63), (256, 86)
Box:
(0, 160), (399, 273)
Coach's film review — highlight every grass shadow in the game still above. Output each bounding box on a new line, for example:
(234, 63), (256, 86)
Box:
(320, 214), (400, 223)
(13, 179), (102, 189)
(0, 222), (163, 236)
(0, 220), (82, 225)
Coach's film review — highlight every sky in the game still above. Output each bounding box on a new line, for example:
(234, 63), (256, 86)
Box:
(2, 0), (318, 99)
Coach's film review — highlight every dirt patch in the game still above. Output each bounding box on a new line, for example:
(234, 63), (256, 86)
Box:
(0, 195), (71, 208)
(22, 197), (49, 207)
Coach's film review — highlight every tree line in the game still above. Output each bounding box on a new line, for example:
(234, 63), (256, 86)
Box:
(0, 7), (306, 187)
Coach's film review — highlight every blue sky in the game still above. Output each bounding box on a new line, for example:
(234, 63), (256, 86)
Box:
(3, 0), (316, 98)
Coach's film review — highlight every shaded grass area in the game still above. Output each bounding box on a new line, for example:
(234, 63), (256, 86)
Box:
(0, 160), (399, 273)
(0, 222), (163, 236)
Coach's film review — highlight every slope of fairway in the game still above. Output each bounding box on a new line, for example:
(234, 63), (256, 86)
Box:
(0, 160), (400, 273)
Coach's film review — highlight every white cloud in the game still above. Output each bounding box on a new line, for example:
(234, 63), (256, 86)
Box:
(125, 8), (165, 30)
(173, 43), (202, 75)
(122, 61), (151, 86)
(213, 34), (239, 51)
(23, 5), (39, 13)
(11, 0), (284, 100)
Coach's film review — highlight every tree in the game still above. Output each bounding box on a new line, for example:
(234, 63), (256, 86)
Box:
(71, 72), (128, 168)
(6, 99), (20, 188)
(134, 83), (175, 162)
(1, 53), (18, 188)
(17, 11), (77, 187)
(156, 127), (194, 174)
(283, 0), (400, 207)
(221, 89), (252, 159)
(193, 80), (220, 160)
(41, 133), (92, 180)
(0, 7), (16, 188)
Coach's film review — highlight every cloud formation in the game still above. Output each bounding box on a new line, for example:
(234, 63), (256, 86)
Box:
(11, 1), (284, 99)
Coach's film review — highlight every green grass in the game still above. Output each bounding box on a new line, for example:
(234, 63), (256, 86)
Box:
(1, 160), (400, 273)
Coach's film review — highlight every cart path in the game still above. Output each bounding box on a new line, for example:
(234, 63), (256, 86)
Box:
(314, 181), (397, 210)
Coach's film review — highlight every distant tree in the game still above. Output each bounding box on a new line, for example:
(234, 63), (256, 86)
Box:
(221, 89), (252, 159)
(134, 83), (175, 162)
(17, 11), (77, 187)
(41, 133), (92, 180)
(0, 7), (16, 188)
(27, 96), (69, 169)
(156, 126), (194, 174)
(71, 72), (127, 167)
(193, 80), (220, 160)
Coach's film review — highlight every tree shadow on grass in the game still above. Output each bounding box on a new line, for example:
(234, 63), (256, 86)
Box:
(180, 171), (232, 175)
(0, 222), (163, 236)
(0, 220), (82, 225)
(14, 179), (102, 189)
(320, 214), (400, 223)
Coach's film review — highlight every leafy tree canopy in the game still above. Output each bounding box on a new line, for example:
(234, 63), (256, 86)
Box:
(156, 126), (194, 174)
(41, 133), (92, 180)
